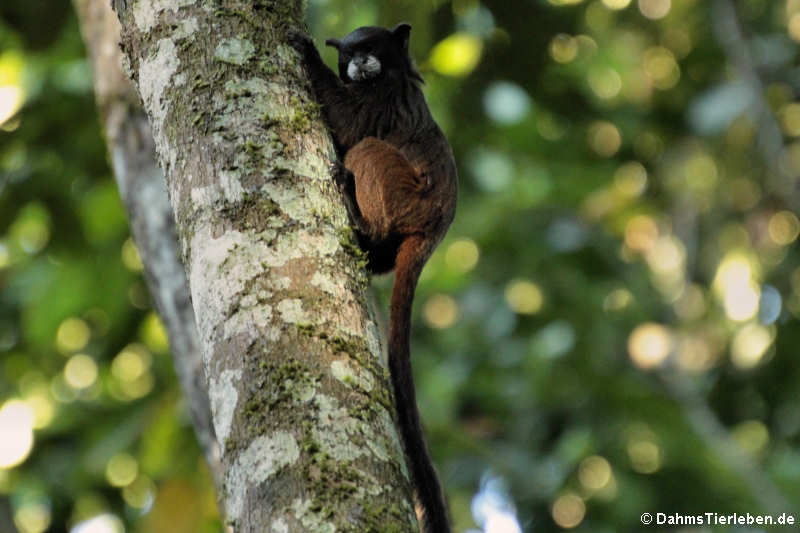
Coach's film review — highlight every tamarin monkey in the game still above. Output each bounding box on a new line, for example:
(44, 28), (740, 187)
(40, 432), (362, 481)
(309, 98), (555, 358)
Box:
(290, 23), (458, 533)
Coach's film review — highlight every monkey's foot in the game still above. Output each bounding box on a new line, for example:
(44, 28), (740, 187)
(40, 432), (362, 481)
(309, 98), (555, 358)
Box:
(329, 159), (353, 194)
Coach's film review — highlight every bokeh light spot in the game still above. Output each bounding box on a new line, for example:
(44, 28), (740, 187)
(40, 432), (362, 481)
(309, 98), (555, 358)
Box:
(788, 12), (800, 42)
(549, 34), (578, 63)
(110, 344), (155, 401)
(429, 33), (483, 77)
(602, 0), (632, 9)
(485, 511), (522, 533)
(714, 252), (761, 322)
(12, 204), (51, 255)
(759, 285), (782, 325)
(614, 161), (648, 197)
(779, 102), (800, 136)
(684, 153), (718, 193)
(731, 323), (773, 369)
(25, 390), (55, 429)
(662, 27), (692, 58)
(531, 320), (576, 358)
(603, 288), (633, 312)
(723, 282), (760, 322)
(14, 502), (51, 533)
(643, 47), (680, 90)
(504, 280), (544, 315)
(423, 294), (460, 329)
(628, 323), (673, 369)
(588, 121), (622, 157)
(551, 492), (585, 529)
(0, 86), (23, 127)
(70, 513), (125, 533)
(469, 149), (514, 192)
(111, 345), (150, 382)
(56, 317), (91, 354)
(0, 400), (35, 468)
(140, 313), (169, 354)
(471, 473), (521, 533)
(121, 238), (143, 272)
(445, 238), (480, 273)
(484, 81), (531, 125)
(64, 354), (99, 390)
(0, 51), (25, 126)
(122, 475), (156, 510)
(767, 210), (800, 245)
(714, 253), (754, 288)
(638, 0), (671, 19)
(645, 236), (686, 280)
(106, 453), (139, 488)
(578, 455), (613, 491)
(627, 439), (662, 473)
(588, 66), (622, 99)
(0, 242), (9, 269)
(624, 215), (659, 253)
(731, 420), (769, 456)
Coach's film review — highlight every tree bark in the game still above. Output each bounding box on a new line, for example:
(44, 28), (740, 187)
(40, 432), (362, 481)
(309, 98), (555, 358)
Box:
(99, 0), (418, 531)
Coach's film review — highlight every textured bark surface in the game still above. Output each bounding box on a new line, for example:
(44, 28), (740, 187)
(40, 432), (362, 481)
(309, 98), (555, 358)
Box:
(72, 0), (222, 485)
(111, 0), (419, 531)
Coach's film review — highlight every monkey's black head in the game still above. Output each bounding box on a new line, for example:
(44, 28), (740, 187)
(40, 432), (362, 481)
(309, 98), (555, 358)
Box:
(325, 23), (423, 85)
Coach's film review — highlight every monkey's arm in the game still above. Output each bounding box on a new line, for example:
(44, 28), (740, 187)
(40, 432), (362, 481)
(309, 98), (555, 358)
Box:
(288, 33), (339, 91)
(288, 33), (353, 144)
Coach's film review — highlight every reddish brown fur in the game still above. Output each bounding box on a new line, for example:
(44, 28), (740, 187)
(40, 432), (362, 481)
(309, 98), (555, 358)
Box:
(344, 138), (432, 239)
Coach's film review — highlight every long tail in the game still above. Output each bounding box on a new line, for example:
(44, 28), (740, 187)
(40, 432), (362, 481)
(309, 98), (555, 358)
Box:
(389, 235), (451, 533)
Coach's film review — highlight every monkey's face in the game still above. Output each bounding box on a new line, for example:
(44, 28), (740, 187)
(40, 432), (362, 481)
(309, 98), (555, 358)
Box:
(325, 23), (415, 84)
(343, 52), (382, 82)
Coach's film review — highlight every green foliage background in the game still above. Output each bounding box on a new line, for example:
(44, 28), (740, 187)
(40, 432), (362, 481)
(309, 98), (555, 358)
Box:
(2, 0), (800, 531)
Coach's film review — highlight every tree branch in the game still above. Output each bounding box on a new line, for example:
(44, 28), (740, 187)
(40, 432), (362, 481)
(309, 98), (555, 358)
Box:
(660, 372), (793, 516)
(712, 0), (799, 210)
(72, 0), (222, 485)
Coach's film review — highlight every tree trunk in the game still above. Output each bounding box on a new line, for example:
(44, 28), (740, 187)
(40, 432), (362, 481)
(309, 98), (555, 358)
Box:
(86, 0), (419, 531)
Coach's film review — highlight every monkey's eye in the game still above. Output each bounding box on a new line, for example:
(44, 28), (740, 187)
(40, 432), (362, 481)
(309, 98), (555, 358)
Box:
(354, 44), (376, 56)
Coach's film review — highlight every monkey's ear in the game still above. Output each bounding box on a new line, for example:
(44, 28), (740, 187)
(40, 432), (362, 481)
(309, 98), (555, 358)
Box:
(325, 38), (342, 49)
(392, 23), (412, 50)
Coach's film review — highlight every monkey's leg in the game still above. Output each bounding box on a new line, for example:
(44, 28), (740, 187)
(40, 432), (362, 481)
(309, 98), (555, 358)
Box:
(344, 137), (427, 240)
(330, 159), (372, 236)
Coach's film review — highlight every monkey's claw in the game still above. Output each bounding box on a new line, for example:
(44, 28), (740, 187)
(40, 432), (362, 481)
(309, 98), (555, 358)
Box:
(287, 30), (313, 53)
